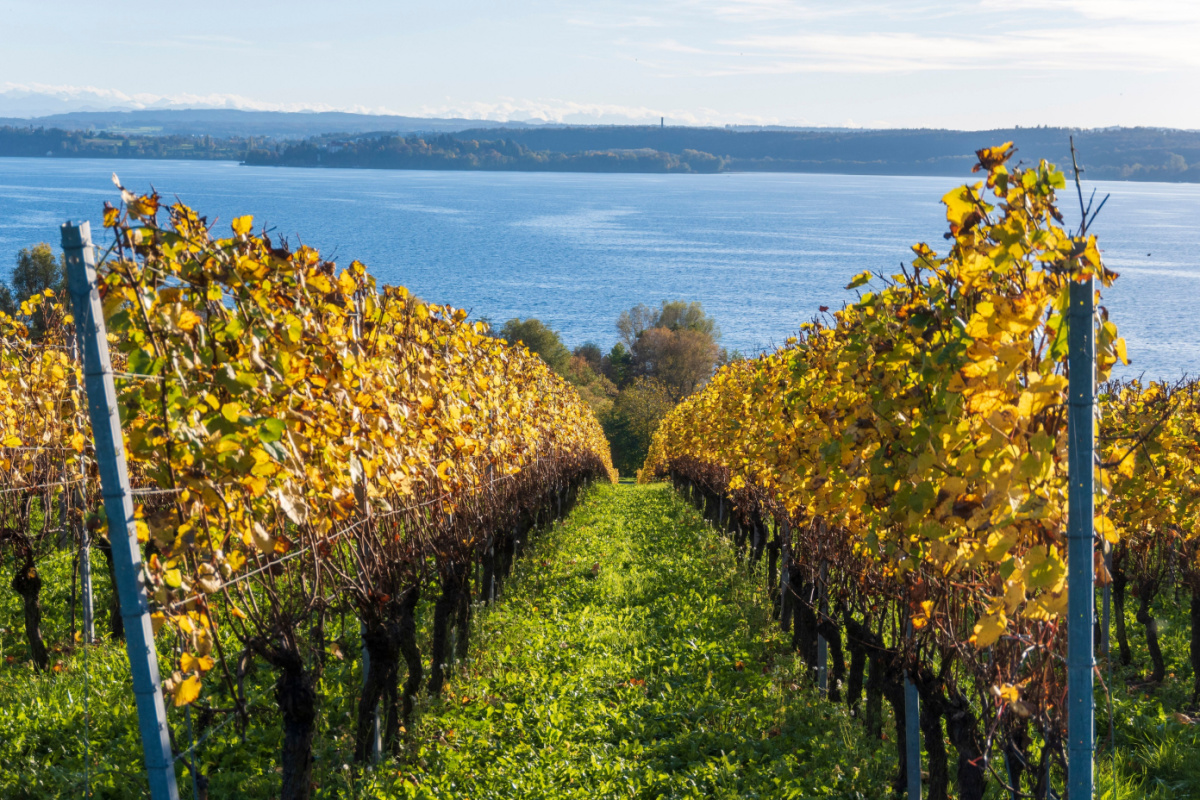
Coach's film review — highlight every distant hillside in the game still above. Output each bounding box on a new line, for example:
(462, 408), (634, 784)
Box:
(0, 109), (547, 139)
(447, 126), (1200, 182)
(2, 115), (1199, 181)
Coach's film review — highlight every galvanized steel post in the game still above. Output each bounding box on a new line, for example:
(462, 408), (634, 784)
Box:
(905, 630), (921, 800)
(61, 221), (179, 800)
(1067, 275), (1096, 800)
(360, 623), (381, 763)
(817, 560), (828, 696)
(78, 485), (94, 642)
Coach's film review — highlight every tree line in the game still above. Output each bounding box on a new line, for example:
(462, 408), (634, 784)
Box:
(498, 301), (735, 475)
(450, 125), (1200, 182)
(0, 125), (255, 160)
(243, 133), (725, 173)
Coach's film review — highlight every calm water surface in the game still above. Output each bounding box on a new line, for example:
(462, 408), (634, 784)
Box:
(0, 157), (1195, 379)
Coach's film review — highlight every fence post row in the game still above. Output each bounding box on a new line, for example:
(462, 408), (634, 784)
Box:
(817, 560), (828, 696)
(359, 621), (382, 763)
(1067, 275), (1096, 799)
(61, 222), (181, 800)
(68, 336), (96, 642)
(904, 617), (921, 800)
(78, 481), (95, 642)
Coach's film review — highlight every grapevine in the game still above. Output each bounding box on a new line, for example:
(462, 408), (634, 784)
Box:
(0, 186), (614, 800)
(643, 144), (1138, 797)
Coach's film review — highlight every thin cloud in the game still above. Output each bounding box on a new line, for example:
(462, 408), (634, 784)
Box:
(706, 27), (1200, 74)
(978, 0), (1200, 24)
(704, 0), (942, 22)
(652, 39), (720, 55)
(611, 0), (1200, 76)
(0, 82), (392, 116)
(174, 34), (256, 46)
(413, 97), (789, 126)
(565, 15), (666, 28)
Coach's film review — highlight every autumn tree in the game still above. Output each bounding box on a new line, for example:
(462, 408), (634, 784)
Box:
(615, 300), (722, 399)
(0, 244), (65, 338)
(573, 342), (603, 372)
(631, 326), (720, 401)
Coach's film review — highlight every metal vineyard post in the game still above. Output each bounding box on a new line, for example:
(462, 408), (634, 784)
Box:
(905, 618), (920, 800)
(62, 221), (180, 800)
(1067, 276), (1096, 799)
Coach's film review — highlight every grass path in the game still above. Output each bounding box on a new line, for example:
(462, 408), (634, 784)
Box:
(365, 482), (891, 799)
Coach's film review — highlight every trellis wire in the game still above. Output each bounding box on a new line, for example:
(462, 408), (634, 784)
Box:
(0, 445), (75, 453)
(0, 477), (84, 495)
(172, 708), (241, 765)
(162, 468), (522, 614)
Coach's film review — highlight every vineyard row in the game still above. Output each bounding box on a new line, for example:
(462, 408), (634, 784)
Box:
(0, 187), (615, 800)
(642, 145), (1200, 799)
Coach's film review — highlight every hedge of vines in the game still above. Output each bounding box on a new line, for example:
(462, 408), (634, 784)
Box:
(0, 184), (615, 800)
(643, 145), (1200, 798)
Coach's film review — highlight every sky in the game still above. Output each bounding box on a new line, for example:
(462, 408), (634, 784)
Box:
(1, 0), (1197, 129)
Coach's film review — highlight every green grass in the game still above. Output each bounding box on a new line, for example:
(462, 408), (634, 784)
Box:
(361, 482), (891, 799)
(3, 484), (1200, 798)
(1091, 589), (1200, 800)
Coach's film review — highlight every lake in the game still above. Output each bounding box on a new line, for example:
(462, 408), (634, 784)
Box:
(0, 157), (1195, 379)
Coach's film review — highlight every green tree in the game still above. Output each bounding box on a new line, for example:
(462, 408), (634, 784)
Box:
(498, 321), (616, 417)
(0, 243), (66, 338)
(602, 377), (675, 476)
(616, 303), (659, 348)
(602, 342), (633, 387)
(718, 348), (744, 366)
(500, 318), (571, 374)
(656, 300), (720, 339)
(617, 300), (720, 346)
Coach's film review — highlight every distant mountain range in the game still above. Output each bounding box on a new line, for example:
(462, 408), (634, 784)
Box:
(0, 109), (552, 138)
(2, 110), (1198, 182)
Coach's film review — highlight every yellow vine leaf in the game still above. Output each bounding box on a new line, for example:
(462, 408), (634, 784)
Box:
(1023, 545), (1066, 592)
(231, 215), (254, 236)
(174, 674), (202, 707)
(1094, 515), (1119, 544)
(971, 612), (1006, 649)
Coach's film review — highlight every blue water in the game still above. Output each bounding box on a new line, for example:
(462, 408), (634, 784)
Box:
(0, 157), (1195, 379)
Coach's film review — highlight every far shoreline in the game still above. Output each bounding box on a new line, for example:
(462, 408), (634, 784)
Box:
(4, 153), (1200, 186)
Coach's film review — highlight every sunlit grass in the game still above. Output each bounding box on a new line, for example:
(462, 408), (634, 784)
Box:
(362, 483), (892, 799)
